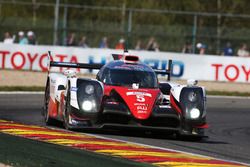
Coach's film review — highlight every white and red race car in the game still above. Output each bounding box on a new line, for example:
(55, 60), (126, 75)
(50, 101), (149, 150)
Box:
(43, 51), (208, 139)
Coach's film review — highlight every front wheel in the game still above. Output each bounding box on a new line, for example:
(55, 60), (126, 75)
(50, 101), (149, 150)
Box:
(177, 128), (205, 141)
(43, 78), (53, 125)
(63, 87), (72, 130)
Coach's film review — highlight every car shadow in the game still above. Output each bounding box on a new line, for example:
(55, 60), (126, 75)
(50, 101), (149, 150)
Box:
(45, 118), (228, 144)
(75, 128), (228, 144)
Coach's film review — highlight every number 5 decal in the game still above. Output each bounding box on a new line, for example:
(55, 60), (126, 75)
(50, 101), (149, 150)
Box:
(136, 95), (145, 102)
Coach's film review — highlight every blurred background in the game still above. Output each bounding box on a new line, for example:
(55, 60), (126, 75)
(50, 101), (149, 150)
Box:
(1, 0), (250, 55)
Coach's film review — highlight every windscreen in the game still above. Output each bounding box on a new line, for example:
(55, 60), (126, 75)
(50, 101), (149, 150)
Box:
(104, 68), (158, 88)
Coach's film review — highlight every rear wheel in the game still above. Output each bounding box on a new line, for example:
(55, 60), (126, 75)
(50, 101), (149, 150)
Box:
(43, 78), (53, 125)
(177, 134), (204, 141)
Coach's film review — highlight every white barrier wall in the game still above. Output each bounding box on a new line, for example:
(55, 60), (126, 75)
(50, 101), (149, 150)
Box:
(1, 43), (250, 83)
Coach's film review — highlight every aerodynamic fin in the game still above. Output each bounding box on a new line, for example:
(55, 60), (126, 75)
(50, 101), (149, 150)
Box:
(112, 54), (123, 60)
(154, 59), (172, 81)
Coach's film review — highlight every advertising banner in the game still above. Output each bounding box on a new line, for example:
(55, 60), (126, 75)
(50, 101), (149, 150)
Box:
(1, 43), (250, 83)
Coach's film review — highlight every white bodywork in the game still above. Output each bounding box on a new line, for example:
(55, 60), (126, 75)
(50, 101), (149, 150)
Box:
(160, 80), (206, 103)
(160, 80), (206, 119)
(49, 70), (104, 111)
(49, 73), (67, 103)
(49, 70), (79, 109)
(68, 77), (79, 109)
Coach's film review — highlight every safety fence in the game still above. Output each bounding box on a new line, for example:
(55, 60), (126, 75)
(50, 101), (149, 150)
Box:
(1, 1), (250, 54)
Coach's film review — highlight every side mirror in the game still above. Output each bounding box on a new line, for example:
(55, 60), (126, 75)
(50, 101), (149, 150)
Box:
(187, 79), (198, 87)
(63, 69), (77, 78)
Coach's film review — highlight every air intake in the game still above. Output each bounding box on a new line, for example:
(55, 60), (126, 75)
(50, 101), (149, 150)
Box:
(124, 55), (139, 63)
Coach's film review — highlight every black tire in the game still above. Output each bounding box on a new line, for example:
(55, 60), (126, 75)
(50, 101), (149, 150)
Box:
(63, 85), (72, 130)
(178, 135), (204, 142)
(43, 78), (53, 125)
(176, 130), (205, 142)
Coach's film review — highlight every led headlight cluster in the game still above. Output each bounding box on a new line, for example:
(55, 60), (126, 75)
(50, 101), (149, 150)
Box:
(189, 108), (200, 119)
(81, 100), (93, 111)
(81, 85), (96, 112)
(188, 91), (197, 102)
(77, 80), (103, 114)
(85, 85), (94, 94)
(180, 87), (204, 120)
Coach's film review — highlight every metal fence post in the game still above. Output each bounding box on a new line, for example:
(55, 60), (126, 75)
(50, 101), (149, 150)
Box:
(127, 9), (133, 49)
(217, 0), (221, 55)
(53, 0), (60, 45)
(0, 3), (2, 17)
(32, 0), (37, 26)
(192, 15), (197, 53)
(121, 2), (126, 34)
(63, 3), (68, 46)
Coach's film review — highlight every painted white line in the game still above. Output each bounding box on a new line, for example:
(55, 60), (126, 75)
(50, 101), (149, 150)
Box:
(0, 91), (43, 94)
(83, 132), (250, 166)
(208, 95), (250, 99)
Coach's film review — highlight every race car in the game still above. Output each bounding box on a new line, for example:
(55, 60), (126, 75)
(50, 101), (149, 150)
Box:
(43, 51), (208, 138)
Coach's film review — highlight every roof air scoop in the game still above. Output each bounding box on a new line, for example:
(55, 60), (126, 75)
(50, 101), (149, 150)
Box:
(124, 55), (139, 62)
(124, 51), (139, 64)
(112, 50), (139, 63)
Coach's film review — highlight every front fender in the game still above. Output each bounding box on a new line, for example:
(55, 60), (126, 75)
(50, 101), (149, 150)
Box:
(170, 85), (206, 120)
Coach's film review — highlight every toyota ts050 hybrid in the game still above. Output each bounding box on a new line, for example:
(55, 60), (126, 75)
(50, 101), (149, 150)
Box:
(43, 51), (208, 138)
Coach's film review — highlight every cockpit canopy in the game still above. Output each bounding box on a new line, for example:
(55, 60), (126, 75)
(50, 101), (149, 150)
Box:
(97, 61), (158, 89)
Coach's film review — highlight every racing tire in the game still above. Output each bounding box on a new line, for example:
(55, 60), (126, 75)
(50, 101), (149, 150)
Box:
(177, 134), (204, 142)
(177, 129), (205, 141)
(63, 85), (72, 130)
(43, 78), (53, 125)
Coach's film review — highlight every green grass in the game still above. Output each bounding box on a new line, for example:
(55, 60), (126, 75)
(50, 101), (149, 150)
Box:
(0, 133), (150, 167)
(0, 86), (249, 97)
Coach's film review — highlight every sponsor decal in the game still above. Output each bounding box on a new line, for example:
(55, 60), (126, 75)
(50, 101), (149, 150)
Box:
(51, 79), (56, 84)
(126, 92), (152, 97)
(144, 59), (184, 77)
(137, 110), (147, 113)
(126, 92), (152, 103)
(137, 105), (148, 110)
(212, 63), (250, 82)
(1, 44), (250, 83)
(134, 103), (146, 106)
(71, 87), (78, 92)
(159, 105), (171, 108)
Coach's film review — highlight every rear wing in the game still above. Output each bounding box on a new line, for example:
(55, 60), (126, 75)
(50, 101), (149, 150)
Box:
(154, 60), (172, 81)
(47, 51), (171, 80)
(47, 51), (103, 71)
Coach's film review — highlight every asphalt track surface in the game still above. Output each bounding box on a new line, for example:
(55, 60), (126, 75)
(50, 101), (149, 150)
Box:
(0, 93), (250, 165)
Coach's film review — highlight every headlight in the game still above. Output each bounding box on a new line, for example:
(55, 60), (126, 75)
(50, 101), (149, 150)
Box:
(188, 91), (197, 102)
(190, 108), (200, 119)
(85, 85), (94, 94)
(82, 100), (93, 111)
